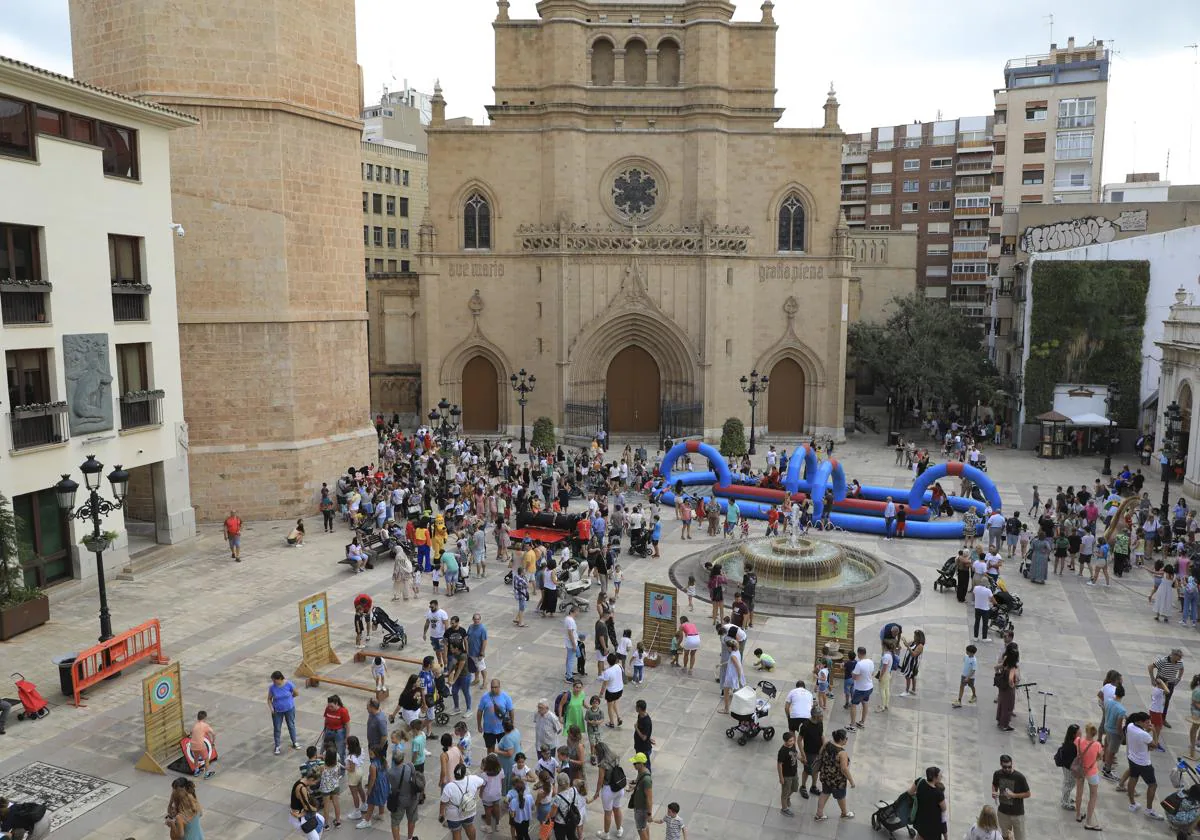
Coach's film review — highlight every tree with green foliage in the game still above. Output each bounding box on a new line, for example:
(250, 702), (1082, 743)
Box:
(531, 416), (556, 451)
(0, 493), (35, 607)
(1024, 260), (1149, 427)
(849, 293), (998, 421)
(720, 417), (747, 457)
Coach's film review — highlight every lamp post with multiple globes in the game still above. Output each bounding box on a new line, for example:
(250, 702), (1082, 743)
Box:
(509, 368), (536, 454)
(740, 370), (769, 456)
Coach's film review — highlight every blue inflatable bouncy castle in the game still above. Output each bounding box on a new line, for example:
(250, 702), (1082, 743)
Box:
(652, 440), (1001, 539)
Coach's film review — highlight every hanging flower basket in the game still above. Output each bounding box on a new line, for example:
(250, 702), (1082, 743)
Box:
(81, 536), (111, 553)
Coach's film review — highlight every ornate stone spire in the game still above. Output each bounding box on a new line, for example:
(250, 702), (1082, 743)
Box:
(496, 0), (510, 21)
(761, 1), (775, 24)
(823, 83), (840, 130)
(431, 79), (446, 126)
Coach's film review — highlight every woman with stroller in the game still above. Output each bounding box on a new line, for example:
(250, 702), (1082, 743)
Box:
(906, 766), (947, 840)
(718, 638), (746, 714)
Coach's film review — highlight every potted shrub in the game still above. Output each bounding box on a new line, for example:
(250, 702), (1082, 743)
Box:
(0, 493), (49, 641)
(531, 416), (556, 452)
(719, 417), (748, 457)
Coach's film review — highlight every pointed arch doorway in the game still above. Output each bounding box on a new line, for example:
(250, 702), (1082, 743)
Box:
(461, 355), (499, 432)
(768, 358), (806, 435)
(607, 346), (660, 433)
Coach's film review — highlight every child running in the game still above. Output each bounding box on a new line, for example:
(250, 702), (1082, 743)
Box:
(951, 644), (978, 708)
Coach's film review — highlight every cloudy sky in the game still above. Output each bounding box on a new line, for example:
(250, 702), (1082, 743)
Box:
(4, 0), (1199, 184)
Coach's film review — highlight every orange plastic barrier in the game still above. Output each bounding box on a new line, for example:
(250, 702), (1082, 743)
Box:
(72, 618), (169, 707)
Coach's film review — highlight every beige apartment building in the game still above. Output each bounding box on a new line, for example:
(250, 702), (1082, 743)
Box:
(412, 0), (853, 443)
(991, 38), (1110, 373)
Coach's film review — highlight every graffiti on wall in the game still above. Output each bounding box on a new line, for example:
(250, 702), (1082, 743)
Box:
(1019, 209), (1149, 254)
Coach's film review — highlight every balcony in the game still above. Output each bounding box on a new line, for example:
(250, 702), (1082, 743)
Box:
(1053, 179), (1091, 192)
(1057, 115), (1095, 129)
(956, 161), (993, 175)
(112, 283), (151, 321)
(119, 390), (165, 430)
(8, 402), (69, 451)
(951, 272), (990, 283)
(1054, 149), (1093, 162)
(840, 187), (867, 204)
(950, 296), (989, 307)
(841, 171), (867, 185)
(0, 282), (51, 325)
(957, 140), (994, 154)
(953, 206), (990, 218)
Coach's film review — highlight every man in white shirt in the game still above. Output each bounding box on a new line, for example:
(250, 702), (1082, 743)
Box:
(1123, 714), (1165, 820)
(423, 599), (450, 666)
(972, 583), (996, 641)
(983, 548), (1003, 580)
(986, 511), (1007, 551)
(563, 606), (579, 683)
(766, 446), (778, 470)
(849, 647), (875, 729)
(784, 680), (814, 733)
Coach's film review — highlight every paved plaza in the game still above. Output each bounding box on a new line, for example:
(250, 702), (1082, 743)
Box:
(0, 433), (1191, 840)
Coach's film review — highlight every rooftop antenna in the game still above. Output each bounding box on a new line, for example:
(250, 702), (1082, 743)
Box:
(1166, 148), (1171, 180)
(1045, 13), (1054, 45)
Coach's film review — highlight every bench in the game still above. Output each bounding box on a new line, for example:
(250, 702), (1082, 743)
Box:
(354, 649), (424, 666)
(71, 619), (169, 707)
(303, 672), (387, 698)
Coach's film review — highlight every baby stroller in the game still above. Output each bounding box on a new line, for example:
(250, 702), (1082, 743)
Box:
(1166, 762), (1200, 839)
(932, 557), (957, 593)
(7, 673), (49, 721)
(371, 606), (408, 649)
(555, 559), (592, 613)
(453, 561), (471, 595)
(871, 790), (917, 839)
(628, 528), (651, 558)
(724, 680), (777, 746)
(993, 578), (1023, 615)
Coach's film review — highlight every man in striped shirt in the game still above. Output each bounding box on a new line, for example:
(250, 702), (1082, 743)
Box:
(1148, 648), (1185, 726)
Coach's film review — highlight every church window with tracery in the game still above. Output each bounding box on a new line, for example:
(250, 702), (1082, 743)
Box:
(464, 192), (491, 249)
(778, 194), (806, 252)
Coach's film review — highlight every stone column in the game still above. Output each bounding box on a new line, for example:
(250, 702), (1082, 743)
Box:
(647, 49), (659, 85)
(614, 49), (626, 84)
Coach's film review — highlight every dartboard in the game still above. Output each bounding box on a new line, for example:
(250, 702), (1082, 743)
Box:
(151, 674), (176, 706)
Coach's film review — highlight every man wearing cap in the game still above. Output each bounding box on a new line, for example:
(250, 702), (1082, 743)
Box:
(628, 752), (654, 840)
(1148, 648), (1185, 725)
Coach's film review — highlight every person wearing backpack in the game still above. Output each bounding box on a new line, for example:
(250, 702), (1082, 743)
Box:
(543, 771), (585, 840)
(627, 752), (654, 840)
(386, 751), (424, 840)
(439, 762), (485, 840)
(0, 797), (50, 840)
(589, 740), (626, 840)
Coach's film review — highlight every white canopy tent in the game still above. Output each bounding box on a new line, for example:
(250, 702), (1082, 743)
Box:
(1068, 412), (1113, 427)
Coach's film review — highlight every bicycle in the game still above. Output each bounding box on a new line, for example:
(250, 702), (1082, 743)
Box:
(1016, 682), (1038, 743)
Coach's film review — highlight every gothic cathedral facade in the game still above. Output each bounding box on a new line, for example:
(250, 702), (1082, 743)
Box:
(419, 0), (851, 443)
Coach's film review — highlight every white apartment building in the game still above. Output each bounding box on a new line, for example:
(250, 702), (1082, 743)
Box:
(991, 37), (1110, 373)
(0, 57), (196, 590)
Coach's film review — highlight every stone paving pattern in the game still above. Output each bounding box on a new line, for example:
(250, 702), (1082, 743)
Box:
(0, 435), (1190, 839)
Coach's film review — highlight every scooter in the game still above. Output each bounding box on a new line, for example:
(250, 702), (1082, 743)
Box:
(1036, 690), (1053, 744)
(1015, 682), (1038, 743)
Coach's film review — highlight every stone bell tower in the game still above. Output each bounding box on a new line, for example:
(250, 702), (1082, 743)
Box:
(68, 0), (375, 519)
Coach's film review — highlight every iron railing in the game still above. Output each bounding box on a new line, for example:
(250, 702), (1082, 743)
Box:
(9, 404), (69, 450)
(564, 398), (607, 442)
(111, 287), (148, 321)
(119, 392), (164, 429)
(1, 289), (47, 325)
(660, 399), (703, 443)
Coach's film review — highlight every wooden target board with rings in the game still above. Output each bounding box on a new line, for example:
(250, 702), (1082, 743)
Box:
(642, 582), (678, 657)
(296, 591), (341, 679)
(135, 661), (185, 774)
(814, 603), (857, 668)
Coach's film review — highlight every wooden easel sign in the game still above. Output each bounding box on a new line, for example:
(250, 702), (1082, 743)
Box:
(642, 582), (678, 655)
(296, 591), (341, 679)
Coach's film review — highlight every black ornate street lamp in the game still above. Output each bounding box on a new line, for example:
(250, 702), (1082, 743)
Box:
(740, 370), (769, 456)
(53, 455), (129, 642)
(1102, 381), (1120, 477)
(509, 368), (536, 454)
(428, 398), (461, 448)
(1161, 401), (1183, 529)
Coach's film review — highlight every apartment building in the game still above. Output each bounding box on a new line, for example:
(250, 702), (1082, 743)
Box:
(361, 92), (430, 420)
(0, 57), (196, 588)
(841, 115), (994, 322)
(991, 38), (1110, 371)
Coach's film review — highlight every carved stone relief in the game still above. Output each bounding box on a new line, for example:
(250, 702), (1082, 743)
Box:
(63, 333), (113, 435)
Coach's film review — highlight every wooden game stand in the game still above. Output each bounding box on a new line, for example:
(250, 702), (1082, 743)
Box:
(295, 660), (387, 698)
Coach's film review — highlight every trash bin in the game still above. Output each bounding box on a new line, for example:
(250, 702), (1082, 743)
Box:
(54, 654), (77, 698)
(887, 431), (901, 447)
